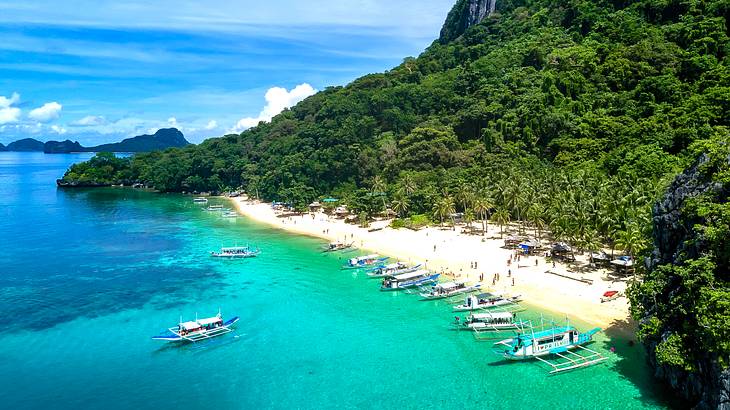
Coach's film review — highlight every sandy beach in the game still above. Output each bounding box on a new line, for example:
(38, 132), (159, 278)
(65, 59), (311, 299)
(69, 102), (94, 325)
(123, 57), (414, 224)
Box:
(230, 198), (635, 336)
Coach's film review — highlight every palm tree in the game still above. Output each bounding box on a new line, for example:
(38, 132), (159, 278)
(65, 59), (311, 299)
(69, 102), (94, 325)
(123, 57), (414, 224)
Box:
(493, 207), (510, 238)
(371, 175), (388, 213)
(391, 194), (410, 218)
(472, 194), (493, 236)
(454, 182), (474, 215)
(615, 223), (648, 260)
(400, 174), (417, 197)
(527, 203), (546, 241)
(432, 196), (455, 227)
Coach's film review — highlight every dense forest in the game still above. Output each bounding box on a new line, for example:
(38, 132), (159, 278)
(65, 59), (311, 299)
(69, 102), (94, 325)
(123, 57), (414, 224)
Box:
(60, 0), (729, 405)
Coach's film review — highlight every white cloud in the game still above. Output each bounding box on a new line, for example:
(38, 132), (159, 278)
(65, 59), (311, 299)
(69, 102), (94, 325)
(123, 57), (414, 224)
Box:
(51, 124), (67, 134)
(28, 101), (62, 122)
(0, 92), (21, 125)
(205, 120), (217, 130)
(232, 83), (316, 132)
(70, 115), (107, 126)
(167, 117), (179, 127)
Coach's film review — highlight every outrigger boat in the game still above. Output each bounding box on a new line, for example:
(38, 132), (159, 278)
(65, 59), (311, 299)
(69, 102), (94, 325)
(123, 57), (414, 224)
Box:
(323, 241), (354, 252)
(493, 321), (607, 374)
(210, 246), (260, 258)
(380, 269), (440, 291)
(342, 254), (389, 269)
(193, 197), (208, 203)
(366, 262), (422, 278)
(205, 205), (229, 212)
(453, 293), (522, 312)
(420, 281), (481, 300)
(152, 311), (239, 342)
(221, 211), (239, 218)
(454, 311), (526, 331)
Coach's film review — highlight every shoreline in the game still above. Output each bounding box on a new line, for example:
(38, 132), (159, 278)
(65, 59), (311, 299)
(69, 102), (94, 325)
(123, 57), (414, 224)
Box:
(229, 198), (636, 338)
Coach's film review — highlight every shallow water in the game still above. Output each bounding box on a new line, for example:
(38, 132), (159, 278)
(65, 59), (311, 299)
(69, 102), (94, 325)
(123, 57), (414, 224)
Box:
(0, 152), (674, 409)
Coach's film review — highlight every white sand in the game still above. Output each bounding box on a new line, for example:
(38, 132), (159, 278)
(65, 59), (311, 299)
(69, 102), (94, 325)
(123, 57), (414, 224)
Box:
(230, 198), (634, 333)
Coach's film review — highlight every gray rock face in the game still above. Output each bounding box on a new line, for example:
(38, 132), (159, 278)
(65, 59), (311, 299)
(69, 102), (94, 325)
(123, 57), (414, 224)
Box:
(439, 0), (497, 43)
(644, 152), (730, 409)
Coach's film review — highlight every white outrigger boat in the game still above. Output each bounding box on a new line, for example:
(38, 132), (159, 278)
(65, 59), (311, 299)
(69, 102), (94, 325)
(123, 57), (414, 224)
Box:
(366, 262), (422, 278)
(453, 293), (522, 312)
(193, 197), (208, 203)
(420, 281), (481, 300)
(323, 241), (354, 252)
(380, 269), (440, 291)
(205, 205), (229, 212)
(221, 211), (239, 218)
(493, 321), (607, 374)
(152, 311), (239, 343)
(210, 246), (260, 258)
(342, 254), (389, 269)
(455, 311), (526, 331)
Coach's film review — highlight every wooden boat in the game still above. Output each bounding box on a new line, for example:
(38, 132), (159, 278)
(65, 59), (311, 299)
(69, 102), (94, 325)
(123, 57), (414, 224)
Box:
(210, 246), (260, 258)
(342, 254), (389, 269)
(493, 323), (607, 373)
(600, 290), (621, 302)
(193, 197), (208, 203)
(205, 205), (229, 212)
(454, 311), (525, 331)
(420, 281), (481, 300)
(323, 241), (354, 252)
(452, 293), (522, 312)
(152, 311), (239, 342)
(380, 269), (440, 291)
(366, 262), (422, 278)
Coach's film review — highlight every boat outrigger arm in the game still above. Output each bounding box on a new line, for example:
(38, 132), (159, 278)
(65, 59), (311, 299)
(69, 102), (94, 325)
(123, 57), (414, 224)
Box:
(535, 344), (608, 374)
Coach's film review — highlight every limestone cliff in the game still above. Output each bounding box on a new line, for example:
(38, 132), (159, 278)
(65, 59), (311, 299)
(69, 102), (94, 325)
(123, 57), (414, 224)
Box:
(439, 0), (496, 43)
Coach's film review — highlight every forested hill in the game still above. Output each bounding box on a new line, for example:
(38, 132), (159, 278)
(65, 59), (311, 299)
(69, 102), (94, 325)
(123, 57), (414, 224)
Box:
(58, 0), (729, 405)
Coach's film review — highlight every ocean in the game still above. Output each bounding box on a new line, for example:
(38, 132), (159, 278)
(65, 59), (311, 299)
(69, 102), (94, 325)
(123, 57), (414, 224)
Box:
(0, 152), (674, 409)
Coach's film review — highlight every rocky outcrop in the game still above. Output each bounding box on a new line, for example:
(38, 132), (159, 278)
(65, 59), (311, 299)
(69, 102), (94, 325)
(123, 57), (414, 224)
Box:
(89, 128), (189, 152)
(0, 143), (6, 151)
(643, 152), (730, 409)
(44, 140), (84, 154)
(439, 0), (497, 43)
(6, 138), (44, 151)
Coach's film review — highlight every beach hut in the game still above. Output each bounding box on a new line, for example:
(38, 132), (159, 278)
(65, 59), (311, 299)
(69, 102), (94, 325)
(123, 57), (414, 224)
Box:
(309, 201), (322, 212)
(504, 235), (521, 248)
(590, 251), (611, 266)
(611, 256), (635, 274)
(518, 239), (540, 255)
(335, 206), (349, 218)
(551, 242), (575, 261)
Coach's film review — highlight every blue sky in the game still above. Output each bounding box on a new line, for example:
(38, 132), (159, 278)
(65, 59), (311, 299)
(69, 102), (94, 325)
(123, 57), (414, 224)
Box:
(0, 0), (453, 145)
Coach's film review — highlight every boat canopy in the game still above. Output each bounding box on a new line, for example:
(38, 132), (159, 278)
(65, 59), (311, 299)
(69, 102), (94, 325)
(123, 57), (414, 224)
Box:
(351, 254), (378, 263)
(180, 321), (201, 330)
(472, 312), (513, 320)
(197, 317), (222, 326)
(473, 293), (495, 299)
(221, 246), (250, 251)
(435, 281), (464, 290)
(392, 269), (430, 281)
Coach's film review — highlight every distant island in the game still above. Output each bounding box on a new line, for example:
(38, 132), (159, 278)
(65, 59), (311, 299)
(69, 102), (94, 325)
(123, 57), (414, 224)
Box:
(0, 128), (190, 153)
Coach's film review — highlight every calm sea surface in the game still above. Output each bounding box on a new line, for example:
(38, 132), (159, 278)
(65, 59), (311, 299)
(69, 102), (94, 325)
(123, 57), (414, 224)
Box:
(0, 152), (674, 409)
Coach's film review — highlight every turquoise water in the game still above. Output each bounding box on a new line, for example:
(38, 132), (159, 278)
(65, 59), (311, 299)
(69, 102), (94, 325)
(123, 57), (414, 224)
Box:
(0, 152), (674, 409)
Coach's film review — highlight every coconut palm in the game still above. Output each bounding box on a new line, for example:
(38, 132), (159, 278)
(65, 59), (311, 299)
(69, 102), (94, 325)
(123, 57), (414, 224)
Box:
(432, 196), (455, 227)
(472, 194), (494, 236)
(493, 207), (510, 238)
(391, 193), (410, 218)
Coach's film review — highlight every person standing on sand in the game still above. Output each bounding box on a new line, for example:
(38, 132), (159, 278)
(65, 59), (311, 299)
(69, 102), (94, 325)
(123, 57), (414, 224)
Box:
(512, 277), (515, 286)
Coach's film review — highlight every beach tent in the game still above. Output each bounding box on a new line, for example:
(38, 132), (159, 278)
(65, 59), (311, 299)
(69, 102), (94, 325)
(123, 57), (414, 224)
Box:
(322, 198), (339, 203)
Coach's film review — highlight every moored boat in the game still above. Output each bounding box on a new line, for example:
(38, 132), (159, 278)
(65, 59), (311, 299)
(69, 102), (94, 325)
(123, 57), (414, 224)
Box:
(323, 241), (353, 252)
(152, 311), (239, 342)
(342, 254), (389, 269)
(221, 211), (239, 218)
(453, 293), (522, 312)
(492, 324), (607, 373)
(210, 246), (260, 258)
(366, 262), (422, 278)
(193, 197), (208, 203)
(205, 205), (229, 212)
(454, 311), (525, 331)
(380, 269), (440, 291)
(420, 281), (481, 300)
